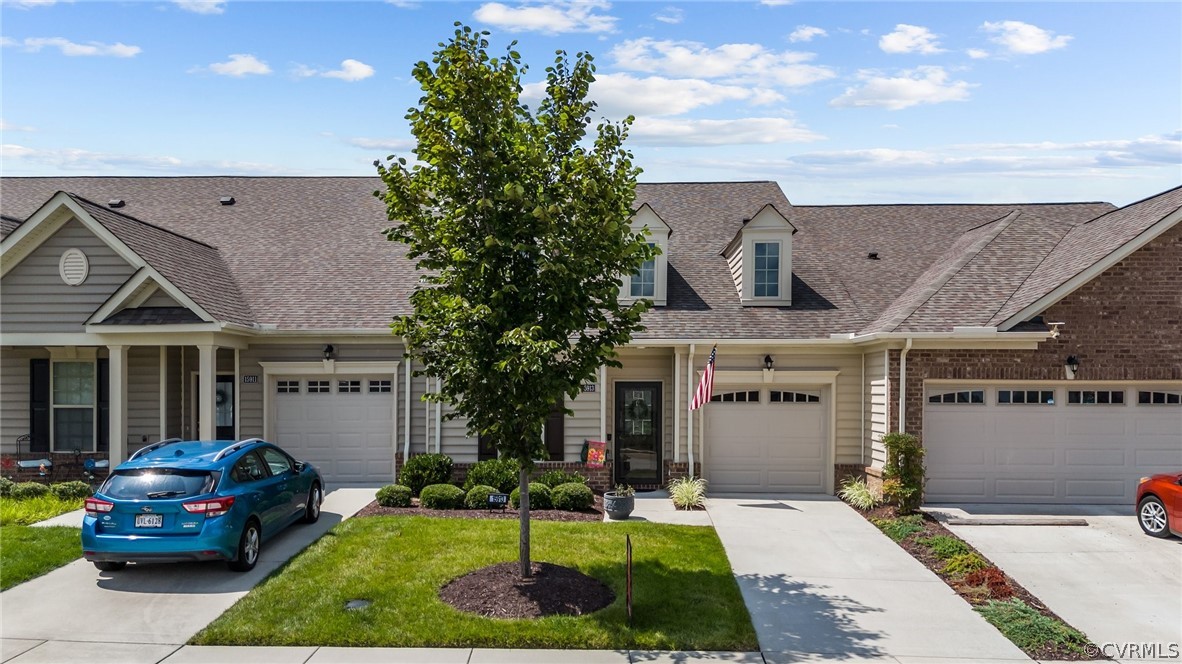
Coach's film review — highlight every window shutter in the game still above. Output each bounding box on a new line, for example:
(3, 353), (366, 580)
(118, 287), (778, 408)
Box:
(477, 435), (497, 461)
(29, 359), (50, 452)
(544, 402), (565, 461)
(97, 359), (109, 452)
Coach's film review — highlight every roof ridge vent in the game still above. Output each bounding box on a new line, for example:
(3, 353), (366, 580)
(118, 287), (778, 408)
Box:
(867, 252), (880, 260)
(108, 199), (125, 208)
(219, 196), (236, 206)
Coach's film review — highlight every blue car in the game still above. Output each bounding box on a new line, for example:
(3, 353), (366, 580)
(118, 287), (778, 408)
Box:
(82, 438), (324, 572)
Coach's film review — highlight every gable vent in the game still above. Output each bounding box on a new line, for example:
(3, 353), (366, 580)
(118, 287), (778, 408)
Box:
(108, 199), (125, 208)
(219, 196), (235, 206)
(59, 248), (89, 286)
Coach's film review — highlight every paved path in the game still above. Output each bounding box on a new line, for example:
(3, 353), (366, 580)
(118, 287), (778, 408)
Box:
(705, 495), (1029, 663)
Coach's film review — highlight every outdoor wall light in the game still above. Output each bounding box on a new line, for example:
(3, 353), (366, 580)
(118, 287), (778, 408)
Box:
(1065, 355), (1079, 378)
(763, 355), (774, 370)
(324, 344), (335, 361)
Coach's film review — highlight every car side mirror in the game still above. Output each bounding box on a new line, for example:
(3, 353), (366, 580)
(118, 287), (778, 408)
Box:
(295, 461), (306, 472)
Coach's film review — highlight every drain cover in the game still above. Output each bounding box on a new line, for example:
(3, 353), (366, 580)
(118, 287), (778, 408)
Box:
(344, 599), (372, 611)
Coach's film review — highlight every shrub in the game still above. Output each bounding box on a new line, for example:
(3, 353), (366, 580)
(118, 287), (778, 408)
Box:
(942, 552), (990, 576)
(668, 476), (708, 510)
(376, 484), (412, 508)
(10, 482), (50, 500)
(50, 481), (92, 500)
(464, 484), (500, 510)
(975, 598), (1088, 653)
(0, 477), (14, 497)
(462, 458), (520, 493)
(965, 567), (1014, 600)
(400, 453), (453, 496)
(882, 432), (925, 514)
(871, 514), (925, 542)
(536, 469), (587, 489)
(838, 476), (881, 510)
(551, 482), (594, 511)
(918, 534), (970, 560)
(419, 483), (465, 509)
(510, 482), (552, 510)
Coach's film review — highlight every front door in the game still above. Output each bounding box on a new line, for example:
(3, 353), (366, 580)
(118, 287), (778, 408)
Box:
(215, 376), (235, 440)
(615, 382), (661, 485)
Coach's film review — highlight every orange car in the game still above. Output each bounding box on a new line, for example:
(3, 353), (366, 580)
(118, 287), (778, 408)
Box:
(1136, 473), (1182, 538)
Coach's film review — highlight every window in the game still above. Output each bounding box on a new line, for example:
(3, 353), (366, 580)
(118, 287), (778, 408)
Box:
(307, 380), (330, 394)
(277, 380), (300, 394)
(710, 390), (760, 403)
(1138, 391), (1182, 405)
(1067, 390), (1125, 405)
(259, 448), (293, 476)
(753, 242), (780, 298)
(338, 380), (361, 394)
(630, 244), (656, 298)
(997, 389), (1055, 405)
(53, 361), (95, 452)
(928, 390), (985, 404)
(369, 380), (392, 393)
(770, 390), (820, 403)
(232, 452), (269, 483)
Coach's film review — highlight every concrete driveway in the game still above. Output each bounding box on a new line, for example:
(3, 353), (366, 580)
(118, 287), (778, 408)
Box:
(1, 488), (375, 663)
(706, 495), (1028, 663)
(928, 504), (1182, 658)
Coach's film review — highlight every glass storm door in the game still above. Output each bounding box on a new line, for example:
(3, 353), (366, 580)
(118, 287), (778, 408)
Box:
(615, 382), (661, 485)
(215, 376), (235, 440)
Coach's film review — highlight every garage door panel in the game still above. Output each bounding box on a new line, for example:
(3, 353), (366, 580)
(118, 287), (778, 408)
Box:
(995, 478), (1057, 499)
(926, 477), (988, 500)
(1066, 417), (1125, 436)
(1064, 448), (1125, 466)
(1065, 479), (1125, 499)
(1136, 417), (1182, 435)
(705, 395), (826, 493)
(994, 447), (1056, 467)
(1134, 448), (1182, 466)
(996, 414), (1055, 436)
(926, 446), (986, 466)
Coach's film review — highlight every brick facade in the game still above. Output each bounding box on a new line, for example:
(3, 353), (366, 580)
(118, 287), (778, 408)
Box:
(888, 220), (1182, 440)
(1, 451), (109, 485)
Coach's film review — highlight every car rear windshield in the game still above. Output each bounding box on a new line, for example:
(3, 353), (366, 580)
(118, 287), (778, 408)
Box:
(101, 469), (219, 500)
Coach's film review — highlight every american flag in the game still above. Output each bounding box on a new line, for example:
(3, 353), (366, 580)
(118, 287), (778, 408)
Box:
(689, 346), (717, 411)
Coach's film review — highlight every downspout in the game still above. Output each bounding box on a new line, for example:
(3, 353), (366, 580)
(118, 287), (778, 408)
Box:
(673, 350), (681, 464)
(686, 344), (695, 477)
(860, 351), (866, 466)
(898, 338), (913, 433)
(434, 377), (443, 453)
(403, 354), (412, 462)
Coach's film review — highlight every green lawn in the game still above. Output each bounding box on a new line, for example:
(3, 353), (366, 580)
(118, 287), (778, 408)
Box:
(193, 516), (756, 650)
(0, 494), (84, 526)
(0, 526), (81, 590)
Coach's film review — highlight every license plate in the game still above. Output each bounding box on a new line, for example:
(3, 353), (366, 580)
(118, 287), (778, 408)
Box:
(135, 514), (163, 528)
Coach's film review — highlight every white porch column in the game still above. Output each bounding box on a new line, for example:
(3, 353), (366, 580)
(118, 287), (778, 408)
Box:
(159, 347), (168, 440)
(198, 345), (218, 440)
(107, 345), (129, 466)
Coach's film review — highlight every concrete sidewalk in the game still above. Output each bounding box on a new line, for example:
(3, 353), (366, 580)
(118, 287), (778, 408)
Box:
(603, 490), (712, 526)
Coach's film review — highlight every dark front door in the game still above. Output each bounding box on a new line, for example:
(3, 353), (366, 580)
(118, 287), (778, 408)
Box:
(215, 376), (235, 440)
(615, 382), (661, 485)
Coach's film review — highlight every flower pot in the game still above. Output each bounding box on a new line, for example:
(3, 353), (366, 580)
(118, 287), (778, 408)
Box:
(604, 491), (635, 520)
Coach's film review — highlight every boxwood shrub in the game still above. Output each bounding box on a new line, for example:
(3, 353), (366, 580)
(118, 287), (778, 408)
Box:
(509, 482), (552, 510)
(419, 483), (465, 510)
(400, 453), (453, 497)
(0, 477), (14, 497)
(10, 482), (50, 500)
(462, 458), (520, 493)
(536, 469), (587, 488)
(550, 482), (594, 511)
(50, 481), (92, 500)
(376, 484), (412, 508)
(464, 484), (500, 510)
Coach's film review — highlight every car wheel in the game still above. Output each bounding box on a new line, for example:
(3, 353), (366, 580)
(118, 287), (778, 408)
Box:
(94, 561), (127, 572)
(228, 519), (261, 572)
(1138, 496), (1170, 538)
(301, 483), (322, 524)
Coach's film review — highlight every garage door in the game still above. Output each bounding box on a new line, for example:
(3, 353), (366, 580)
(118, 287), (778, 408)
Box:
(705, 388), (826, 493)
(925, 385), (1182, 504)
(273, 376), (396, 484)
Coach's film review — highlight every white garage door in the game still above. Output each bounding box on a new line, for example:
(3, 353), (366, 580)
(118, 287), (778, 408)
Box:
(925, 385), (1182, 504)
(705, 388), (827, 493)
(273, 376), (396, 485)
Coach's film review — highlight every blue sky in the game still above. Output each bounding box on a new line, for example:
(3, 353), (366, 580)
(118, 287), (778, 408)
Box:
(2, 0), (1179, 204)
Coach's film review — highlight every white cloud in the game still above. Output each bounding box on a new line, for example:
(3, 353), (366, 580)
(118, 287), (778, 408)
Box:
(788, 25), (827, 43)
(629, 117), (823, 146)
(522, 72), (777, 119)
(0, 119), (37, 132)
(966, 48), (990, 59)
(879, 24), (944, 55)
(652, 6), (683, 24)
(610, 38), (835, 88)
(830, 66), (973, 110)
(384, 0), (419, 7)
(206, 53), (271, 77)
(472, 1), (616, 35)
(760, 0), (793, 6)
(296, 58), (375, 82)
(173, 0), (225, 14)
(1, 143), (302, 175)
(982, 20), (1072, 55)
(4, 37), (140, 57)
(5, 0), (58, 8)
(346, 137), (416, 151)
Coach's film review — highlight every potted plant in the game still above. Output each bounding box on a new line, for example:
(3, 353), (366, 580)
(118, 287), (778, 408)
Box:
(604, 484), (635, 520)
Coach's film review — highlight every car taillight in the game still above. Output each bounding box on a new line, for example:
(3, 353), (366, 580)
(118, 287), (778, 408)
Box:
(182, 496), (235, 518)
(85, 497), (114, 516)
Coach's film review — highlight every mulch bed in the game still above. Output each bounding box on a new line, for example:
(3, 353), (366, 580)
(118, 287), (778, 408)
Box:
(355, 494), (604, 522)
(860, 505), (1100, 661)
(439, 561), (615, 619)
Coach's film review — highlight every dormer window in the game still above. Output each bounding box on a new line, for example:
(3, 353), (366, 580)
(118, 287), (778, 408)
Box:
(621, 204), (671, 306)
(723, 204), (795, 306)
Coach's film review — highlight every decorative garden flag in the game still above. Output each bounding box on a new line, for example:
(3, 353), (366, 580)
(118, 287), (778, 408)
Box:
(586, 440), (607, 467)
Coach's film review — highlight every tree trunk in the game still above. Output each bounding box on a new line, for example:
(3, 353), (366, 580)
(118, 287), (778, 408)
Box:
(518, 466), (531, 578)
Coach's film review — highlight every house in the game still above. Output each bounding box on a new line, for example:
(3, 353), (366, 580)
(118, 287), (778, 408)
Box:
(1, 177), (1178, 504)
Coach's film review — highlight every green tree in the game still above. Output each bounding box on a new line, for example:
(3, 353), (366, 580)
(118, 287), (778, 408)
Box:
(377, 24), (654, 578)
